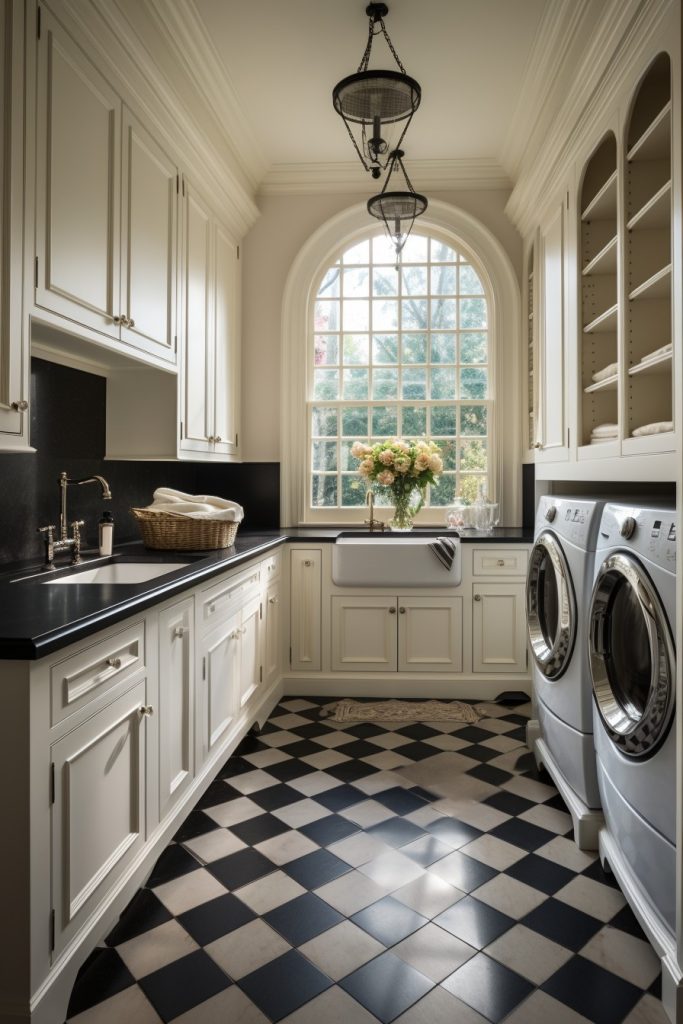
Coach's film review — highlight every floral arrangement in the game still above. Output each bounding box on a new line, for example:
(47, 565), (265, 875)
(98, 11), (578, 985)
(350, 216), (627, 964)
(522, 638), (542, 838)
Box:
(350, 438), (443, 529)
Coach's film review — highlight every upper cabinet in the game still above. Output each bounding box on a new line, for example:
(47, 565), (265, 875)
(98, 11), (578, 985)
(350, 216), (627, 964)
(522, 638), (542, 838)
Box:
(535, 196), (570, 463)
(35, 9), (177, 367)
(0, 0), (31, 450)
(524, 241), (540, 457)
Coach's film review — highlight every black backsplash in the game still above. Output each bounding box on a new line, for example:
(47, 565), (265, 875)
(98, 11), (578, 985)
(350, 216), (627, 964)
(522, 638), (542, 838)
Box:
(0, 359), (280, 565)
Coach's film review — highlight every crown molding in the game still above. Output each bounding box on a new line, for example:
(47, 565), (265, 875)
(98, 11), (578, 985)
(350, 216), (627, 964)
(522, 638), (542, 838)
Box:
(507, 0), (671, 234)
(259, 159), (511, 196)
(54, 0), (260, 239)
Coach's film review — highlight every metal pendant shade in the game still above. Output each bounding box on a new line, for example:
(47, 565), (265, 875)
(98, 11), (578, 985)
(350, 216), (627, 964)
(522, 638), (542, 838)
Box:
(368, 149), (427, 266)
(332, 3), (421, 178)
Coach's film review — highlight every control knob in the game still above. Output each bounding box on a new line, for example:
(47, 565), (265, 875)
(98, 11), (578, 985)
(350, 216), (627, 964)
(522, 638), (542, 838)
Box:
(620, 516), (637, 540)
(544, 506), (557, 522)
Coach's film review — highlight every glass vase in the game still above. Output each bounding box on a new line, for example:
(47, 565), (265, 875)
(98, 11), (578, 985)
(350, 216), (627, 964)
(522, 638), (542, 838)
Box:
(389, 486), (424, 532)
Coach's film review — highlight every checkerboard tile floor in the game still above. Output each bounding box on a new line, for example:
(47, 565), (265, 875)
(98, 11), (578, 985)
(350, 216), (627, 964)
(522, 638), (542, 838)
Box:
(65, 698), (668, 1024)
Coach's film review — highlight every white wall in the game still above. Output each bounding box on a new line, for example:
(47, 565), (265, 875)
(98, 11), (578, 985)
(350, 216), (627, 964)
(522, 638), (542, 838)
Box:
(240, 189), (522, 463)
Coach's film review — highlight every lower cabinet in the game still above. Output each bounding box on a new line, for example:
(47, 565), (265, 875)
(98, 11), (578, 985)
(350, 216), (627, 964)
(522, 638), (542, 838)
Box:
(472, 583), (527, 674)
(290, 548), (322, 672)
(398, 597), (463, 673)
(158, 598), (194, 820)
(263, 576), (282, 687)
(331, 595), (398, 672)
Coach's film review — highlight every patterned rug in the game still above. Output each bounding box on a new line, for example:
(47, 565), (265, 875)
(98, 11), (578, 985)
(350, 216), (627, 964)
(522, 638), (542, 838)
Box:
(323, 699), (484, 724)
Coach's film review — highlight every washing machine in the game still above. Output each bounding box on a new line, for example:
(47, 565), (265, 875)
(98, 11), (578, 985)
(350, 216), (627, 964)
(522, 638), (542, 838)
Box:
(588, 502), (676, 944)
(526, 496), (605, 847)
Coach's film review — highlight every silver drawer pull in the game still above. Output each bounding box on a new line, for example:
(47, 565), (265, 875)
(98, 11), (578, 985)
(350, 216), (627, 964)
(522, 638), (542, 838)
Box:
(174, 626), (186, 638)
(303, 559), (313, 567)
(497, 559), (505, 567)
(106, 657), (122, 669)
(208, 603), (216, 614)
(229, 630), (241, 640)
(139, 705), (154, 717)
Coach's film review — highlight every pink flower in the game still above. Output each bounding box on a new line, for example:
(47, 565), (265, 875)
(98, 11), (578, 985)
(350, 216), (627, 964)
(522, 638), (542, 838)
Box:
(351, 441), (371, 459)
(379, 450), (394, 465)
(377, 469), (395, 485)
(429, 454), (443, 474)
(394, 456), (410, 473)
(415, 453), (430, 471)
(358, 458), (374, 477)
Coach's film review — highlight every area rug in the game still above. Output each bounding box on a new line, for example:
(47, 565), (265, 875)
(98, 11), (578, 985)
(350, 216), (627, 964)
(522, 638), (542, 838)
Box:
(322, 698), (485, 724)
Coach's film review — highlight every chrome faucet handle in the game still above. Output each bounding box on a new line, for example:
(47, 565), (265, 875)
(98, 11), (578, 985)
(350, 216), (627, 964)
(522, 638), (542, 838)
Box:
(37, 525), (57, 570)
(70, 520), (86, 564)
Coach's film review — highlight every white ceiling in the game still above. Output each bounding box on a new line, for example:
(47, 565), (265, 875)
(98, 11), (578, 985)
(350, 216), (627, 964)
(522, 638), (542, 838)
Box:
(191, 0), (547, 170)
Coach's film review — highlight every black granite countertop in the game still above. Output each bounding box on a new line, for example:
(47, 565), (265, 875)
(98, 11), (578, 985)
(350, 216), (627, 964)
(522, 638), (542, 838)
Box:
(0, 527), (532, 660)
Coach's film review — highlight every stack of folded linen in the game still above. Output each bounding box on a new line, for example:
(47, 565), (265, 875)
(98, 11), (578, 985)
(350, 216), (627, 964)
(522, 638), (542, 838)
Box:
(591, 361), (618, 383)
(590, 423), (618, 445)
(634, 343), (672, 367)
(146, 487), (244, 521)
(631, 421), (673, 437)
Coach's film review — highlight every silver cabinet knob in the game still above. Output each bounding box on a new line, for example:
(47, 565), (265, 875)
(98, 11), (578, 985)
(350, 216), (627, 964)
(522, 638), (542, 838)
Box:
(215, 436), (222, 443)
(399, 607), (406, 614)
(112, 315), (123, 325)
(620, 516), (637, 539)
(173, 626), (186, 638)
(229, 630), (241, 640)
(388, 606), (396, 614)
(127, 318), (135, 328)
(532, 441), (543, 449)
(139, 705), (154, 716)
(304, 560), (313, 567)
(269, 596), (279, 604)
(11, 400), (28, 411)
(106, 656), (122, 669)
(544, 506), (557, 522)
(474, 594), (481, 602)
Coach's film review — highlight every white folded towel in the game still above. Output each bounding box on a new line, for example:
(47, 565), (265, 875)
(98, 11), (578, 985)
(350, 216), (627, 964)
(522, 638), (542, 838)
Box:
(638, 343), (672, 364)
(631, 421), (673, 437)
(147, 487), (244, 522)
(592, 362), (618, 383)
(591, 423), (619, 438)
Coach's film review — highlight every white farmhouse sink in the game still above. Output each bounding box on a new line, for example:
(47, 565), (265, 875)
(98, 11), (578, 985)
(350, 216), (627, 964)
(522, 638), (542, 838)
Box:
(332, 535), (461, 587)
(45, 562), (190, 585)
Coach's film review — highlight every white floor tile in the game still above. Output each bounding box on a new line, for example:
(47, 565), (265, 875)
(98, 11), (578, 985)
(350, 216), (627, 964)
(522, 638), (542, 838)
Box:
(183, 829), (246, 863)
(534, 836), (598, 872)
(518, 803), (573, 835)
(116, 920), (198, 979)
(339, 799), (395, 828)
(393, 984), (489, 1023)
(473, 874), (547, 918)
(153, 869), (227, 917)
(272, 799), (331, 828)
(393, 922), (476, 982)
(227, 769), (279, 795)
(205, 796), (262, 828)
(314, 870), (388, 916)
(579, 926), (661, 988)
(300, 749), (350, 770)
(458, 833), (527, 871)
(279, 985), (378, 1024)
(67, 984), (162, 1023)
(298, 920), (384, 981)
(358, 850), (425, 892)
(328, 832), (393, 867)
(254, 830), (319, 865)
(554, 875), (626, 921)
(501, 989), (593, 1024)
(286, 771), (340, 797)
(234, 870), (306, 915)
(172, 985), (269, 1024)
(205, 919), (290, 980)
(393, 871), (464, 918)
(485, 923), (573, 984)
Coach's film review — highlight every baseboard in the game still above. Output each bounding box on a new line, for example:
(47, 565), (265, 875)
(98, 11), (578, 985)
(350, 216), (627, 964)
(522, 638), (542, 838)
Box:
(282, 673), (532, 700)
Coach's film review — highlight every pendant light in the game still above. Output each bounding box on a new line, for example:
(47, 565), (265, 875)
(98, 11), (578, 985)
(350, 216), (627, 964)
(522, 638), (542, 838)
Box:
(368, 149), (427, 268)
(333, 3), (421, 179)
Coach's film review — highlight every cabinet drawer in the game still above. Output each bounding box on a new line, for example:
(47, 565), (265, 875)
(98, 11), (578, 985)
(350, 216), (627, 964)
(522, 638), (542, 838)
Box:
(472, 548), (528, 577)
(199, 564), (261, 632)
(50, 620), (146, 726)
(261, 550), (281, 583)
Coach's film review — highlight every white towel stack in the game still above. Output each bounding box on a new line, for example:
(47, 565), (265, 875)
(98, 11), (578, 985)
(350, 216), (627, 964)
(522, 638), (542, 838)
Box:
(146, 487), (244, 522)
(631, 421), (673, 437)
(590, 423), (618, 445)
(592, 362), (618, 384)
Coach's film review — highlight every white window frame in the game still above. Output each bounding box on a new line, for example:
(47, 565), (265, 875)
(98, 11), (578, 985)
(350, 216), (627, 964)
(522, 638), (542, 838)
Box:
(281, 200), (522, 527)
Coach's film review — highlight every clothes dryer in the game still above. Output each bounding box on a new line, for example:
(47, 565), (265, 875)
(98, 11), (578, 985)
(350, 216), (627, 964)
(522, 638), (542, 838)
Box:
(526, 496), (605, 848)
(588, 503), (676, 952)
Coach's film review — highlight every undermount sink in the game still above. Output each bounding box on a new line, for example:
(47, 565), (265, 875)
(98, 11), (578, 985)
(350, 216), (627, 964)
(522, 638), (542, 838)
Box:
(44, 561), (191, 585)
(332, 534), (461, 587)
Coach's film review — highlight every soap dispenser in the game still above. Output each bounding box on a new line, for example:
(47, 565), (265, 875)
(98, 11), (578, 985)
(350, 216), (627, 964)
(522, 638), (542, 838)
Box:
(99, 510), (114, 556)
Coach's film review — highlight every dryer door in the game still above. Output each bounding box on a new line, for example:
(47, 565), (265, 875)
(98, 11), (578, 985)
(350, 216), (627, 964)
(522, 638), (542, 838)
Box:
(589, 552), (675, 758)
(526, 531), (576, 680)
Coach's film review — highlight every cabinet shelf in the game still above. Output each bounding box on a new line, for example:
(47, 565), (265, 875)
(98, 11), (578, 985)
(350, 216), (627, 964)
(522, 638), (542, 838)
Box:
(583, 303), (618, 334)
(628, 351), (672, 377)
(581, 170), (617, 221)
(629, 263), (671, 301)
(627, 101), (671, 162)
(584, 373), (618, 393)
(627, 180), (671, 230)
(582, 235), (617, 275)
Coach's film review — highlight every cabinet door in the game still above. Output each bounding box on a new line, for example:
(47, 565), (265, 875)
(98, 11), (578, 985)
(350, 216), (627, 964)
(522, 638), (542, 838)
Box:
(290, 550), (322, 672)
(398, 597), (463, 673)
(331, 596), (398, 673)
(36, 8), (121, 337)
(213, 222), (239, 457)
(120, 109), (177, 364)
(263, 578), (281, 687)
(180, 181), (213, 452)
(537, 201), (569, 461)
(51, 679), (147, 956)
(238, 594), (261, 709)
(158, 599), (193, 822)
(472, 584), (527, 674)
(201, 610), (239, 761)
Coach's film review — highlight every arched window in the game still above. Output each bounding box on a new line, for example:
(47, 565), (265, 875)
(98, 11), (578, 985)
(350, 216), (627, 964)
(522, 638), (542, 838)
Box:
(308, 230), (491, 521)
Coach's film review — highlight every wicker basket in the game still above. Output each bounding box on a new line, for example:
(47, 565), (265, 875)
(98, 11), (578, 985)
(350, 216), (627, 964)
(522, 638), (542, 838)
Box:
(131, 508), (239, 551)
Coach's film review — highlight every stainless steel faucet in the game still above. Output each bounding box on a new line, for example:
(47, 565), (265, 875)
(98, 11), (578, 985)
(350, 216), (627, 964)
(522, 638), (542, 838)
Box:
(364, 489), (385, 532)
(38, 472), (112, 570)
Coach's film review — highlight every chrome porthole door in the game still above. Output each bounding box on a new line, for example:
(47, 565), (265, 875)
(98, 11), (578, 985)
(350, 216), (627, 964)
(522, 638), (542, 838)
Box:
(589, 552), (675, 759)
(526, 532), (577, 680)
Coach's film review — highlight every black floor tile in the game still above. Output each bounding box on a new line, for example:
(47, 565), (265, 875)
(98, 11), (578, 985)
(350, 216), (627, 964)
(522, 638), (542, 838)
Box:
(280, 739), (326, 759)
(372, 787), (429, 816)
(543, 792), (570, 812)
(231, 813), (291, 846)
(395, 741), (441, 761)
(394, 723), (441, 740)
(326, 759), (379, 783)
(299, 813), (361, 847)
(66, 948), (135, 1017)
(178, 893), (256, 945)
(343, 722), (388, 739)
(139, 949), (231, 1022)
(488, 817), (557, 852)
(582, 857), (622, 890)
(401, 835), (453, 868)
(542, 954), (643, 1024)
(264, 892), (344, 946)
(239, 949), (332, 1023)
(106, 890), (173, 946)
(366, 817), (427, 849)
(291, 722), (337, 739)
(217, 757), (254, 779)
(433, 851), (498, 892)
(249, 783), (305, 812)
(445, 952), (533, 1022)
(283, 849), (351, 889)
(425, 817), (482, 849)
(336, 739), (386, 759)
(266, 759), (317, 783)
(147, 844), (201, 888)
(207, 848), (277, 890)
(351, 895), (428, 946)
(504, 853), (576, 895)
(314, 784), (366, 812)
(484, 791), (536, 816)
(521, 897), (604, 951)
(459, 743), (503, 763)
(466, 764), (514, 786)
(194, 779), (243, 809)
(340, 951), (433, 1024)
(610, 903), (649, 941)
(173, 809), (220, 843)
(235, 735), (268, 756)
(446, 725), (491, 743)
(434, 895), (514, 949)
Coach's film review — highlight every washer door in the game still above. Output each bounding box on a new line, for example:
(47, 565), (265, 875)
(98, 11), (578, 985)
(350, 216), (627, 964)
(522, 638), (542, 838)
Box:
(589, 552), (675, 759)
(526, 531), (576, 680)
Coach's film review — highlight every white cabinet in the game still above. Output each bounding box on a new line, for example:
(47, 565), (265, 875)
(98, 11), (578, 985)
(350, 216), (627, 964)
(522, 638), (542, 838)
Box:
(472, 583), (527, 674)
(158, 598), (194, 821)
(290, 549), (322, 672)
(398, 597), (463, 673)
(179, 179), (240, 459)
(0, 0), (30, 449)
(331, 596), (398, 672)
(237, 594), (261, 710)
(35, 8), (178, 366)
(536, 198), (570, 461)
(263, 577), (282, 687)
(51, 678), (149, 956)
